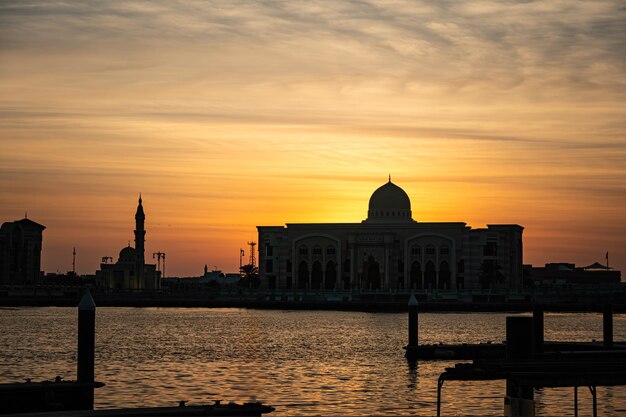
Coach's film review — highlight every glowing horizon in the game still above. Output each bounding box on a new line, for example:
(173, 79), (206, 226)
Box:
(1, 1), (624, 276)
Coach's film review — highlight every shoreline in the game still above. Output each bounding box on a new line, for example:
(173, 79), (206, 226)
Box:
(1, 295), (625, 313)
(3, 284), (625, 312)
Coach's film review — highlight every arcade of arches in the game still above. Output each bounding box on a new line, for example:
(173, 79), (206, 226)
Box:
(258, 180), (524, 291)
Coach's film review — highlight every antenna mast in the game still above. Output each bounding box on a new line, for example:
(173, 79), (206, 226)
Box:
(153, 251), (166, 278)
(247, 241), (256, 267)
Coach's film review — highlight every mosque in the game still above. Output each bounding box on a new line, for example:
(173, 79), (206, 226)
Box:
(95, 196), (160, 290)
(257, 179), (524, 291)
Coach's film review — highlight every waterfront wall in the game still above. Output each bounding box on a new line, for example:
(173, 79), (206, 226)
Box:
(1, 285), (625, 312)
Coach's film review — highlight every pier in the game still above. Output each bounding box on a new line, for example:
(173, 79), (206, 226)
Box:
(0, 290), (274, 416)
(400, 300), (626, 416)
(405, 302), (624, 361)
(0, 290), (103, 414)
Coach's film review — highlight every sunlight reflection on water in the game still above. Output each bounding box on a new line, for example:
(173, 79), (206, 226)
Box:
(1, 307), (625, 416)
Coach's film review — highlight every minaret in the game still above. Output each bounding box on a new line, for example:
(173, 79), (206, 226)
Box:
(134, 194), (146, 286)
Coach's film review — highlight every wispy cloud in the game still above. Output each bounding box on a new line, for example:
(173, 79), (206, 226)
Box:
(0, 1), (624, 274)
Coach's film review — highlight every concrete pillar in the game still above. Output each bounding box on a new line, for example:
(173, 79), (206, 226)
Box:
(408, 292), (418, 348)
(384, 244), (390, 290)
(506, 316), (534, 360)
(505, 316), (535, 416)
(77, 289), (96, 409)
(603, 304), (613, 349)
(532, 305), (544, 354)
(349, 245), (355, 289)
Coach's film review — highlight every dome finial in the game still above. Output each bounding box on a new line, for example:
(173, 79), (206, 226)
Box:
(139, 193), (142, 205)
(388, 174), (391, 183)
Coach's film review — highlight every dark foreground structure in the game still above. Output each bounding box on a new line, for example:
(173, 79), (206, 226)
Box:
(403, 296), (626, 416)
(0, 290), (274, 417)
(2, 285), (626, 312)
(3, 404), (275, 417)
(0, 291), (103, 414)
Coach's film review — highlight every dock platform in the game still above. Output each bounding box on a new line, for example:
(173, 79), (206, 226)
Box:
(406, 341), (626, 360)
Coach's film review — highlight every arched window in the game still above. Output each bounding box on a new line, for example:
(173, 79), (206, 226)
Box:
(440, 245), (449, 255)
(298, 261), (309, 289)
(325, 261), (336, 290)
(424, 261), (436, 289)
(362, 256), (381, 290)
(299, 245), (308, 256)
(439, 261), (451, 289)
(312, 245), (322, 255)
(311, 261), (323, 289)
(410, 261), (422, 290)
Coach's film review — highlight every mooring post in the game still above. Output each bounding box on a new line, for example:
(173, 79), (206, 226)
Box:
(589, 386), (597, 417)
(603, 303), (613, 349)
(77, 289), (96, 409)
(532, 305), (544, 354)
(408, 292), (418, 348)
(436, 374), (445, 417)
(505, 316), (535, 416)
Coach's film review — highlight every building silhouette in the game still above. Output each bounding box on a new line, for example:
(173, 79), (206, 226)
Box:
(258, 179), (524, 291)
(525, 262), (621, 287)
(96, 196), (160, 289)
(0, 217), (45, 285)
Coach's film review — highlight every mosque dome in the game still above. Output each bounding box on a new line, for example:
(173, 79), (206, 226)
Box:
(365, 179), (414, 223)
(119, 246), (137, 263)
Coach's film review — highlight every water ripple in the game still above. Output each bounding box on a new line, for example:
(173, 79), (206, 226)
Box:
(0, 308), (624, 415)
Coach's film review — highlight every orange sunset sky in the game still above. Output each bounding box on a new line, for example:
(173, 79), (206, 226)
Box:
(1, 1), (624, 277)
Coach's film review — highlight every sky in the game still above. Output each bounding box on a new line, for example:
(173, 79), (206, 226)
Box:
(0, 0), (624, 277)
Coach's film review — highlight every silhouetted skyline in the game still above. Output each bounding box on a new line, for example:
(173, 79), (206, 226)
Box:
(0, 1), (624, 276)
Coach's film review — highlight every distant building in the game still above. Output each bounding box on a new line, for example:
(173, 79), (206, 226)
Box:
(200, 265), (240, 287)
(0, 217), (46, 285)
(258, 179), (524, 291)
(524, 262), (621, 287)
(162, 266), (240, 290)
(96, 196), (160, 290)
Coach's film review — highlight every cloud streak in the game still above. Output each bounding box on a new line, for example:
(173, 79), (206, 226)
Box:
(0, 0), (624, 275)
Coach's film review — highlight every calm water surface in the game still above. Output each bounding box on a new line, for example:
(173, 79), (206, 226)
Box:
(1, 307), (625, 416)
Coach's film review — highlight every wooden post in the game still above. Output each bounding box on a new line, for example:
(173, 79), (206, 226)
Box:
(408, 292), (418, 348)
(603, 304), (613, 349)
(533, 305), (544, 354)
(77, 289), (96, 409)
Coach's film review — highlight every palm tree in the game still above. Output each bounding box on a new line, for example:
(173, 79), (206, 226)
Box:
(479, 260), (505, 290)
(239, 264), (260, 288)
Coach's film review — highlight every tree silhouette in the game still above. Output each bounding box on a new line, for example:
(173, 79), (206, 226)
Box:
(238, 264), (260, 288)
(479, 260), (505, 289)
